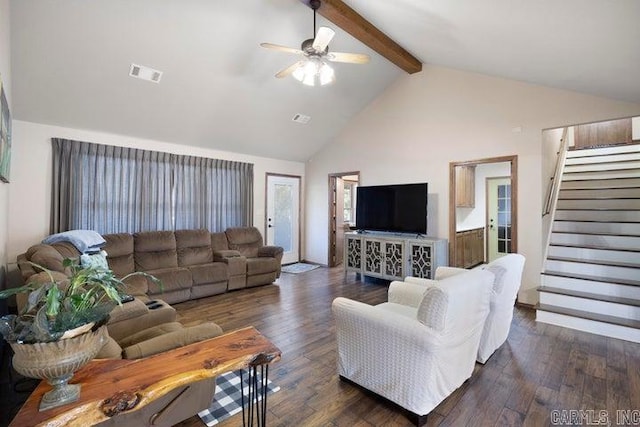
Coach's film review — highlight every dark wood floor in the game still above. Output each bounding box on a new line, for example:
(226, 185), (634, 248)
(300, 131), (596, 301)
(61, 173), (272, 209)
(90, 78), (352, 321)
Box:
(3, 266), (639, 427)
(172, 266), (640, 427)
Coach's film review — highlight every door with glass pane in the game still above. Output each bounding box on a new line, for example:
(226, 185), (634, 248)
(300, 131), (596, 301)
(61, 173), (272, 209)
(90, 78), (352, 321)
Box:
(487, 177), (511, 262)
(266, 174), (300, 265)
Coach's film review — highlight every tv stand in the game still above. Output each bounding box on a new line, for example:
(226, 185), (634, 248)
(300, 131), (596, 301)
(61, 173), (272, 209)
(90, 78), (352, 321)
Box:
(344, 232), (448, 280)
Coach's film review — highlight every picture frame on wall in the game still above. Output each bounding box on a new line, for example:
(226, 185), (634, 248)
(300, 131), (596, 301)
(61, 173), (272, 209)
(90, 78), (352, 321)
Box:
(0, 73), (11, 183)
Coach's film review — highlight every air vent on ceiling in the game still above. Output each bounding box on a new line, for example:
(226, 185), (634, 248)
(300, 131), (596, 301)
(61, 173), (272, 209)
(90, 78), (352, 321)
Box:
(292, 113), (311, 124)
(129, 63), (163, 83)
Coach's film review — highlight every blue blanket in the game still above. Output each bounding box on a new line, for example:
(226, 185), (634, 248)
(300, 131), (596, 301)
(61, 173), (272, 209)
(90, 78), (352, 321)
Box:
(43, 230), (106, 254)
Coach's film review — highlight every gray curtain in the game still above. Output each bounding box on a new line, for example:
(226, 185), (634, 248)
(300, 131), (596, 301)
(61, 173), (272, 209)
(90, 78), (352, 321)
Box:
(174, 155), (253, 231)
(51, 138), (253, 234)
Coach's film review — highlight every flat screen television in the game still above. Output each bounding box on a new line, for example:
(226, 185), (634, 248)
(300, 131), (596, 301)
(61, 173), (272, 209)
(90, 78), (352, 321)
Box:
(355, 183), (428, 234)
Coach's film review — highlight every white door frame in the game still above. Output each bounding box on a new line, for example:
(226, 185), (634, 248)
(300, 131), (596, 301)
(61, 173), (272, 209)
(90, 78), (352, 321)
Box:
(265, 173), (301, 265)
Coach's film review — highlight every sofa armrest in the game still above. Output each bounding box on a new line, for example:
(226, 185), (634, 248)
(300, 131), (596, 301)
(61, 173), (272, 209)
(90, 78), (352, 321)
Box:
(122, 322), (224, 359)
(388, 281), (431, 308)
(434, 267), (468, 280)
(404, 276), (438, 287)
(108, 299), (149, 324)
(258, 246), (283, 258)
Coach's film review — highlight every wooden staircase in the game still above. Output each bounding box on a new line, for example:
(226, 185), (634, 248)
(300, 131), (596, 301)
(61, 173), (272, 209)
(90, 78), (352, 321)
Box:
(537, 143), (640, 343)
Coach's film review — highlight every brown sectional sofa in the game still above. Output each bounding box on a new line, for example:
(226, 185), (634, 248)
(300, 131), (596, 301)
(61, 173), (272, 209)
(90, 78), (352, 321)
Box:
(13, 227), (282, 425)
(18, 227), (284, 306)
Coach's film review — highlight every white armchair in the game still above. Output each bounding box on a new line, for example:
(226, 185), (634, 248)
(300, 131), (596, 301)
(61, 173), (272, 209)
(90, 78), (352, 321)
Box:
(332, 268), (494, 425)
(399, 254), (526, 363)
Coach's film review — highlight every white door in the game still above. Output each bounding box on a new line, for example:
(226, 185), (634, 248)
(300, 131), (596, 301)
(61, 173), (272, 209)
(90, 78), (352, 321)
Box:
(266, 174), (300, 265)
(487, 177), (512, 262)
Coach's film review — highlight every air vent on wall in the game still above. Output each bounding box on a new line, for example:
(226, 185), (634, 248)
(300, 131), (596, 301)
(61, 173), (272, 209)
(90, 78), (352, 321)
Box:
(129, 63), (163, 83)
(292, 113), (311, 124)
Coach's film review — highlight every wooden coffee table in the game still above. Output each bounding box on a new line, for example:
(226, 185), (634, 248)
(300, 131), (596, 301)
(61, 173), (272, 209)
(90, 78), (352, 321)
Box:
(10, 326), (281, 427)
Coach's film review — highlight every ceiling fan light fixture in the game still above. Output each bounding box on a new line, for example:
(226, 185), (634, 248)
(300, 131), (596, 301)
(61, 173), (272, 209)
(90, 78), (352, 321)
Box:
(293, 57), (335, 87)
(319, 62), (335, 86)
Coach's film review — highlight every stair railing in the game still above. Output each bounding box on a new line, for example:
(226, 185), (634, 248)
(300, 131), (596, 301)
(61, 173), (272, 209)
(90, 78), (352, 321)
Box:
(542, 127), (569, 262)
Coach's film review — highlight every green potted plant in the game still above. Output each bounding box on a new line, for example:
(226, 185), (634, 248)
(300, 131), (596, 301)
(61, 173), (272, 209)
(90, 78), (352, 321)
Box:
(0, 259), (159, 411)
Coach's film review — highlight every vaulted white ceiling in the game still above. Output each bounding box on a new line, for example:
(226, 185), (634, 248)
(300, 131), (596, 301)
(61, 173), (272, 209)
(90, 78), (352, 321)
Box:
(10, 0), (640, 162)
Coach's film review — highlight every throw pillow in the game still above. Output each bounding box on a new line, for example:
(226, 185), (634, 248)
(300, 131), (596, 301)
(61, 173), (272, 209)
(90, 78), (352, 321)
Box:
(80, 250), (109, 270)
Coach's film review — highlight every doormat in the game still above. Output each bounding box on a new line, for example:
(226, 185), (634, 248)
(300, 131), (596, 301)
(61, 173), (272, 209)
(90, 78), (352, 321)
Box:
(198, 370), (280, 426)
(280, 263), (320, 274)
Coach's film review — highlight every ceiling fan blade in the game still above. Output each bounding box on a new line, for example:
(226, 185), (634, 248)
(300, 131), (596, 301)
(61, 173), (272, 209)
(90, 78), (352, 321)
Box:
(275, 60), (306, 78)
(326, 52), (370, 64)
(260, 43), (303, 55)
(312, 26), (335, 52)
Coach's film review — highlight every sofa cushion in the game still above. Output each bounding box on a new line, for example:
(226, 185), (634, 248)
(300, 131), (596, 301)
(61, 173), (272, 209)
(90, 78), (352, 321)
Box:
(134, 231), (178, 271)
(121, 275), (149, 296)
(122, 322), (223, 359)
(188, 263), (228, 286)
(176, 229), (213, 266)
(122, 322), (222, 359)
(144, 267), (192, 293)
(246, 257), (277, 275)
(210, 232), (229, 251)
(225, 227), (263, 258)
(28, 245), (67, 273)
(50, 242), (81, 260)
(96, 336), (123, 359)
(104, 233), (135, 276)
(118, 321), (184, 348)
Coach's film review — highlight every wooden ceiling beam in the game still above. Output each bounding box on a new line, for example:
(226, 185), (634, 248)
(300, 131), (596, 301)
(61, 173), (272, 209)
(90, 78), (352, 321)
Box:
(300, 0), (422, 74)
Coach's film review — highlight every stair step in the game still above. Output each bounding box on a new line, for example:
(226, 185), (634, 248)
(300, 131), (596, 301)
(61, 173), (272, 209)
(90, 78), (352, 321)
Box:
(541, 270), (640, 287)
(550, 231), (640, 249)
(538, 286), (640, 307)
(536, 304), (640, 343)
(565, 152), (640, 166)
(564, 160), (640, 174)
(536, 303), (640, 330)
(547, 256), (640, 269)
(552, 220), (640, 236)
(545, 257), (640, 282)
(558, 188), (640, 199)
(562, 169), (640, 181)
(554, 209), (640, 222)
(560, 176), (640, 190)
(567, 143), (640, 157)
(540, 273), (640, 299)
(548, 244), (640, 264)
(556, 198), (640, 209)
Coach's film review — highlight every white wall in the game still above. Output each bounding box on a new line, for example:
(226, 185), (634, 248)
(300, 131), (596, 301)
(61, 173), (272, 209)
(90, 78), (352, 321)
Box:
(305, 64), (640, 305)
(6, 120), (305, 280)
(0, 0), (10, 291)
(456, 162), (511, 232)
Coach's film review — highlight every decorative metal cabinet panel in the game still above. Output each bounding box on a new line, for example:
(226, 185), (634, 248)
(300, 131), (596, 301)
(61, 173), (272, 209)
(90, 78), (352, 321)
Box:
(345, 234), (362, 271)
(407, 238), (448, 279)
(363, 238), (384, 276)
(345, 232), (447, 281)
(384, 240), (405, 278)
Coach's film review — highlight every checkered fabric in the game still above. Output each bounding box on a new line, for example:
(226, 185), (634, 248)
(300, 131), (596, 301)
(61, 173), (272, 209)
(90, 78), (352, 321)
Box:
(198, 369), (280, 426)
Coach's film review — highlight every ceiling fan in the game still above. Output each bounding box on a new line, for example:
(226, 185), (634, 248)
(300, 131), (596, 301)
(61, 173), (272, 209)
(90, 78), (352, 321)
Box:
(260, 0), (370, 86)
